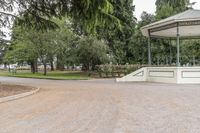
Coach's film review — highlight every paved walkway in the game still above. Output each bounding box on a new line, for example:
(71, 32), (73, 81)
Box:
(0, 77), (200, 133)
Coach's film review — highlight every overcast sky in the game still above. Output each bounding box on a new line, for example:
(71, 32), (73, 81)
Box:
(133, 0), (200, 20)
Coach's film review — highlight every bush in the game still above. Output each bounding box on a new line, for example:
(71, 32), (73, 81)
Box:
(95, 64), (147, 78)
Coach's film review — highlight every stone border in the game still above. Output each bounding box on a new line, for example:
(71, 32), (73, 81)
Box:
(0, 87), (40, 104)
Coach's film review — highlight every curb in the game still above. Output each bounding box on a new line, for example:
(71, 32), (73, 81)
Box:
(0, 87), (40, 104)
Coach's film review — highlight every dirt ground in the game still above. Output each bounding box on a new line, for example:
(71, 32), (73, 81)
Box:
(0, 84), (35, 97)
(0, 77), (200, 133)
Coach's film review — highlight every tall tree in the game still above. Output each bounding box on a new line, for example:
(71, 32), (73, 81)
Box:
(181, 40), (200, 66)
(97, 0), (136, 64)
(132, 12), (155, 64)
(0, 0), (118, 36)
(76, 36), (110, 71)
(4, 18), (77, 75)
(153, 0), (189, 65)
(156, 0), (189, 19)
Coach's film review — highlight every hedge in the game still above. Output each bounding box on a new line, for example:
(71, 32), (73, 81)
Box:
(95, 64), (147, 78)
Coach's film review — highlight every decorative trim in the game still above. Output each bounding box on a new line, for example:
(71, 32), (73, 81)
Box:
(150, 35), (200, 40)
(179, 20), (200, 27)
(133, 71), (144, 77)
(150, 23), (177, 33)
(149, 71), (174, 78)
(150, 20), (200, 34)
(181, 71), (200, 78)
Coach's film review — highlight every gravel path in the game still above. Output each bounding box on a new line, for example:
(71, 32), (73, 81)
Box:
(0, 77), (200, 133)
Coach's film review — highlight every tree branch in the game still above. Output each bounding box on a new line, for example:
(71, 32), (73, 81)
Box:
(0, 11), (18, 18)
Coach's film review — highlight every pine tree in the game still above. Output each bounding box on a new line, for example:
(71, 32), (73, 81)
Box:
(0, 0), (116, 34)
(156, 0), (189, 19)
(97, 0), (136, 64)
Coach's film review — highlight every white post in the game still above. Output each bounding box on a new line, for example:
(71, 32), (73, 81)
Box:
(148, 30), (151, 66)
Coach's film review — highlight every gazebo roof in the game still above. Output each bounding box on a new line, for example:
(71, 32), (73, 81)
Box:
(141, 9), (200, 38)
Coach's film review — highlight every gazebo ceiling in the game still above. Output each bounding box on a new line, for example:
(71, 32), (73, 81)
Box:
(141, 9), (200, 38)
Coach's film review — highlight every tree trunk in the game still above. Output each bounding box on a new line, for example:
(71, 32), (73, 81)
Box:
(4, 63), (7, 70)
(193, 56), (196, 66)
(8, 65), (10, 72)
(157, 57), (160, 66)
(82, 63), (90, 71)
(43, 63), (47, 76)
(30, 60), (38, 74)
(166, 56), (169, 65)
(50, 60), (54, 71)
(30, 61), (35, 74)
(35, 61), (38, 73)
(56, 57), (65, 71)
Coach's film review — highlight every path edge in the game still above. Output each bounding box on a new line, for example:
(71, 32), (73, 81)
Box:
(0, 87), (40, 104)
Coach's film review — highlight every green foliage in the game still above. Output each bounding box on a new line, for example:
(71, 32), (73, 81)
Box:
(4, 25), (37, 64)
(181, 40), (200, 65)
(0, 39), (9, 64)
(2, 0), (200, 73)
(156, 0), (189, 20)
(97, 0), (136, 64)
(71, 0), (120, 33)
(95, 64), (143, 78)
(4, 18), (77, 75)
(156, 0), (189, 12)
(76, 36), (110, 71)
(4, 43), (32, 64)
(156, 3), (174, 20)
(5, 18), (110, 73)
(0, 0), (118, 34)
(154, 0), (199, 66)
(131, 12), (155, 64)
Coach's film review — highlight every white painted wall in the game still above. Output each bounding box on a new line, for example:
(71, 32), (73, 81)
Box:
(147, 67), (178, 84)
(116, 67), (200, 84)
(177, 67), (200, 84)
(116, 68), (147, 82)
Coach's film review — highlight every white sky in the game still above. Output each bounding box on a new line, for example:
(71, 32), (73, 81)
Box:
(133, 0), (200, 20)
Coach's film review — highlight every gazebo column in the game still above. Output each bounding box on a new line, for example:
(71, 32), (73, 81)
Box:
(169, 39), (172, 65)
(148, 30), (152, 66)
(176, 23), (180, 67)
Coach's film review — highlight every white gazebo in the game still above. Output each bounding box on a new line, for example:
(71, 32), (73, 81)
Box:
(117, 9), (200, 84)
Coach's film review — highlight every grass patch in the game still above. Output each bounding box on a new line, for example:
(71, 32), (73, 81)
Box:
(0, 71), (91, 80)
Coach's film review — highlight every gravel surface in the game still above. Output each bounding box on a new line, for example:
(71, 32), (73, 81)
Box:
(0, 84), (35, 98)
(0, 77), (199, 133)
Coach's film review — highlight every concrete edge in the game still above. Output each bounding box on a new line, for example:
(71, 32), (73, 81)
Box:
(0, 87), (40, 104)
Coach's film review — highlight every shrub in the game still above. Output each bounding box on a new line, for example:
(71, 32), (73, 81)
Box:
(95, 64), (146, 78)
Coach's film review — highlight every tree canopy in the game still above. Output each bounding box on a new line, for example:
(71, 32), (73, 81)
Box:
(0, 0), (119, 34)
(1, 0), (200, 75)
(156, 0), (189, 19)
(97, 0), (136, 64)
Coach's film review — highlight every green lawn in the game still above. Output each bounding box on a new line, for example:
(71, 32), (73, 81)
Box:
(0, 71), (91, 80)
